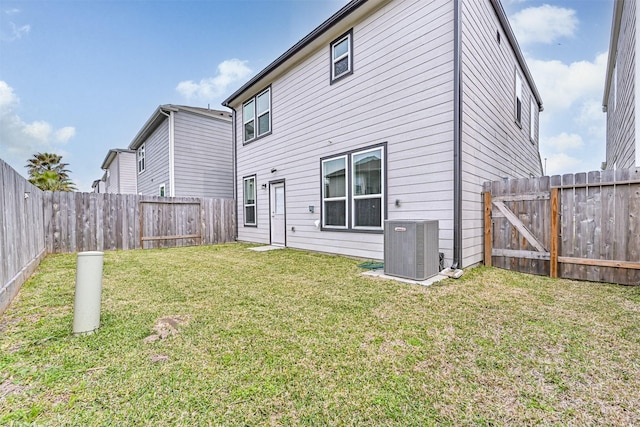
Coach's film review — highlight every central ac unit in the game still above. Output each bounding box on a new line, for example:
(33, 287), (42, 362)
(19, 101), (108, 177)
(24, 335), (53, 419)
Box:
(384, 220), (439, 280)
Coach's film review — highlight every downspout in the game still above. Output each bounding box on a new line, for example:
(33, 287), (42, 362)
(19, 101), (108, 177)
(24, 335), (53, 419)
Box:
(224, 104), (239, 241)
(159, 108), (175, 197)
(450, 0), (464, 274)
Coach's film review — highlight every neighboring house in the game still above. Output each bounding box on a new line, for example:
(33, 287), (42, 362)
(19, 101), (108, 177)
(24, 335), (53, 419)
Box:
(223, 0), (543, 267)
(128, 105), (233, 198)
(100, 149), (137, 194)
(603, 0), (640, 169)
(91, 176), (106, 193)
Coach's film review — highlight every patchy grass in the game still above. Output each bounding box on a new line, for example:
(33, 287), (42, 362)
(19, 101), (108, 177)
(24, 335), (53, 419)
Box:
(1, 243), (639, 425)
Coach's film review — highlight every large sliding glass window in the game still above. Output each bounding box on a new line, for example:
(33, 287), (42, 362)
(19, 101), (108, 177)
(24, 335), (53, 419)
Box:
(243, 176), (256, 226)
(321, 144), (385, 231)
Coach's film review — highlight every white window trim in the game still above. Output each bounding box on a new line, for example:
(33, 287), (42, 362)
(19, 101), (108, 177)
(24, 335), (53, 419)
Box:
(159, 183), (166, 197)
(351, 147), (384, 231)
(515, 71), (523, 127)
(242, 99), (255, 143)
(137, 144), (145, 174)
(242, 87), (271, 143)
(331, 30), (353, 83)
(529, 97), (536, 143)
(243, 176), (257, 226)
(321, 155), (348, 229)
(321, 144), (385, 231)
(256, 89), (271, 138)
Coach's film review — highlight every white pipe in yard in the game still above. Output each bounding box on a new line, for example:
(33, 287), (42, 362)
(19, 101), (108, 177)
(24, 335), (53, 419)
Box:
(73, 251), (104, 335)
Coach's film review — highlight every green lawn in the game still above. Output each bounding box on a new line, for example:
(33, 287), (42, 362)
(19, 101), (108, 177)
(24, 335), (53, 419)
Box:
(1, 243), (639, 425)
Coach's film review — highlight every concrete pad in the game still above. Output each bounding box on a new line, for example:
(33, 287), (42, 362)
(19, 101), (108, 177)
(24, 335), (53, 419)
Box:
(362, 269), (449, 287)
(248, 245), (285, 252)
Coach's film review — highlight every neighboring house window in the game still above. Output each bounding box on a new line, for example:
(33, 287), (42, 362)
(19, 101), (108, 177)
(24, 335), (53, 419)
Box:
(331, 30), (353, 83)
(613, 62), (617, 111)
(529, 97), (536, 142)
(243, 175), (257, 226)
(159, 184), (166, 197)
(243, 87), (271, 143)
(515, 71), (522, 126)
(321, 144), (385, 231)
(137, 144), (145, 173)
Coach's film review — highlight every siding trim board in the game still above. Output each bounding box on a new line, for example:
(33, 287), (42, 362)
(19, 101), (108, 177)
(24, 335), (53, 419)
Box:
(636, 0), (640, 166)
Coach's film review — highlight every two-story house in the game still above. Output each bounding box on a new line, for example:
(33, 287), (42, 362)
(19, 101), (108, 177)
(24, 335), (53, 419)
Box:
(100, 149), (137, 194)
(128, 105), (233, 198)
(603, 0), (639, 169)
(223, 0), (543, 268)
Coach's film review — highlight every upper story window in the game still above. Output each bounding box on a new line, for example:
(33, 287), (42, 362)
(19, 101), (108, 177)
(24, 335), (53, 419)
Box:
(243, 87), (271, 143)
(137, 144), (145, 174)
(529, 97), (536, 143)
(515, 71), (522, 127)
(321, 144), (385, 231)
(159, 183), (166, 197)
(243, 175), (257, 226)
(330, 30), (353, 83)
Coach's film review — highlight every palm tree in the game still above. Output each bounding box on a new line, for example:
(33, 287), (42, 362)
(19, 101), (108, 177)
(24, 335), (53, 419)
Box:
(25, 152), (77, 192)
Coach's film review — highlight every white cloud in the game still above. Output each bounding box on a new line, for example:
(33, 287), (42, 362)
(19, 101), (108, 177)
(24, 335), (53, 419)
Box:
(0, 80), (18, 112)
(0, 81), (75, 171)
(544, 152), (583, 176)
(4, 8), (21, 15)
(510, 5), (577, 45)
(529, 52), (607, 114)
(55, 126), (76, 142)
(541, 132), (584, 152)
(176, 59), (252, 102)
(1, 21), (30, 42)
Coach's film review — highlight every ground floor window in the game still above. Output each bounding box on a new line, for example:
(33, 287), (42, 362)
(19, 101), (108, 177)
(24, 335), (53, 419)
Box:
(321, 144), (385, 231)
(243, 175), (256, 226)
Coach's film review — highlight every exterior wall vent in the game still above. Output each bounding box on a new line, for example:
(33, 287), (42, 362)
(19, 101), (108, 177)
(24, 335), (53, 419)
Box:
(384, 220), (439, 280)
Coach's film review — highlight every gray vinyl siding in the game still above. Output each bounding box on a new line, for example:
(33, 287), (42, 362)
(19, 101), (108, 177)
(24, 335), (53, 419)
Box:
(460, 0), (542, 266)
(118, 152), (138, 194)
(606, 0), (636, 169)
(233, 0), (457, 261)
(105, 156), (120, 194)
(137, 120), (170, 196)
(174, 111), (233, 198)
(105, 152), (137, 194)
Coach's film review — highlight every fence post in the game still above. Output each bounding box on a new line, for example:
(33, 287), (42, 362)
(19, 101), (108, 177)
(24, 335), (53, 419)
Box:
(483, 191), (492, 267)
(550, 187), (559, 278)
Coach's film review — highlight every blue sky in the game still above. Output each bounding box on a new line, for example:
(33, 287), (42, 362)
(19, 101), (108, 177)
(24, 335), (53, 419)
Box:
(0, 0), (615, 191)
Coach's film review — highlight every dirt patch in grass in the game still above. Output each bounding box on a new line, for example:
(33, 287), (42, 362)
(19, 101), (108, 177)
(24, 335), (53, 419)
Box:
(0, 380), (25, 399)
(142, 315), (191, 343)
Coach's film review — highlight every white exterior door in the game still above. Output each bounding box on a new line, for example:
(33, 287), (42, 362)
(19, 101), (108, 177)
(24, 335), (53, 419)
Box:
(270, 182), (286, 246)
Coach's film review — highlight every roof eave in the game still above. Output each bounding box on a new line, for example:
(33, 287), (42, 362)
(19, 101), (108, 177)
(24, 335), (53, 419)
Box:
(489, 0), (544, 111)
(128, 105), (175, 150)
(222, 0), (369, 107)
(602, 0), (624, 108)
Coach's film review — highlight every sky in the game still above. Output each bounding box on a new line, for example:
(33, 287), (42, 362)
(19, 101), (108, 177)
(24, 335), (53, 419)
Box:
(0, 0), (615, 191)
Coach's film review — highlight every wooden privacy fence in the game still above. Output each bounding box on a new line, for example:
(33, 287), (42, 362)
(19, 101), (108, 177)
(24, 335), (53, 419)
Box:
(483, 168), (640, 285)
(44, 192), (235, 253)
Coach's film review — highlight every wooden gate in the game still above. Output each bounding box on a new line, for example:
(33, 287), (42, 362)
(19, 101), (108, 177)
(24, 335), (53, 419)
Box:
(483, 168), (640, 285)
(139, 199), (202, 249)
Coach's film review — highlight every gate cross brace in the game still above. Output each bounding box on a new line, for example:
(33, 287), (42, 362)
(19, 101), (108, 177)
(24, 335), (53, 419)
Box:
(492, 200), (547, 253)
